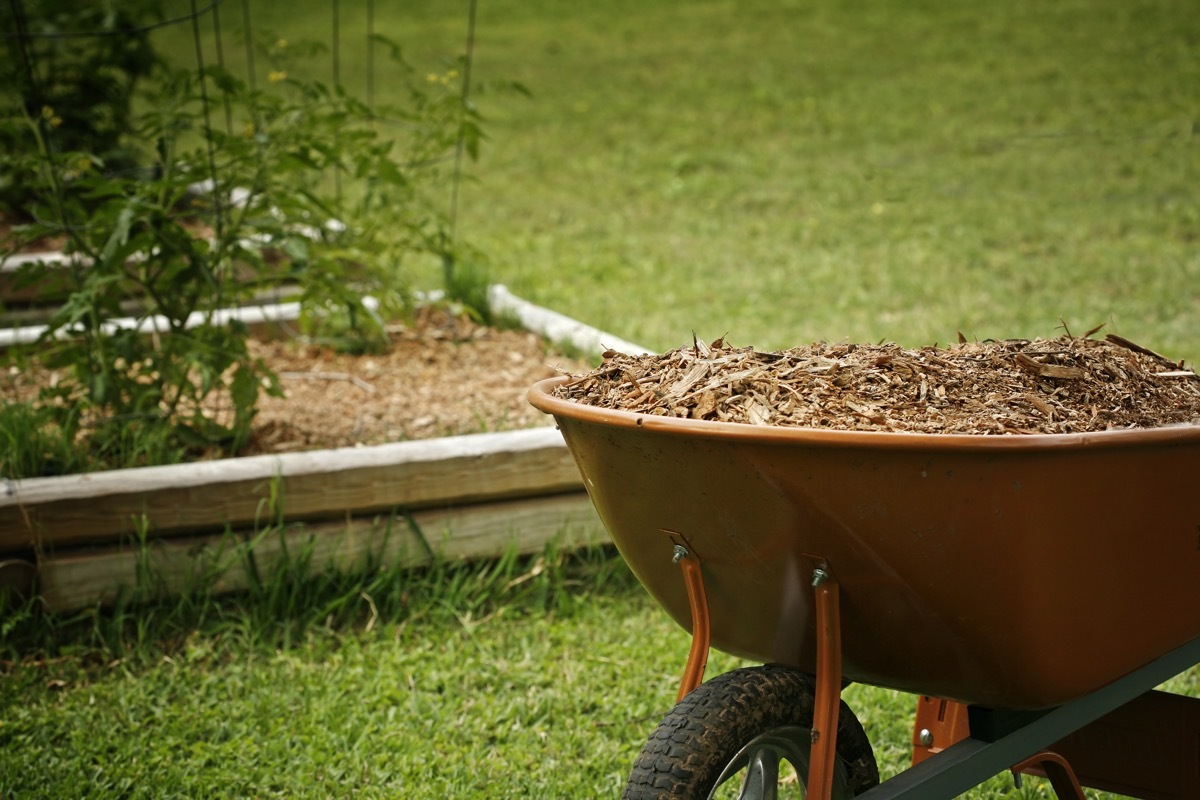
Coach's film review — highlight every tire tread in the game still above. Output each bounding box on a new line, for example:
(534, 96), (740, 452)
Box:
(622, 665), (878, 799)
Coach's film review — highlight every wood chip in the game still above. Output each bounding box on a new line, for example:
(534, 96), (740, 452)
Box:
(1013, 353), (1087, 380)
(554, 334), (1200, 435)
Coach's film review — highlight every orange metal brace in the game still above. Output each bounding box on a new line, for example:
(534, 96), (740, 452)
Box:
(669, 549), (843, 800)
(1010, 752), (1087, 800)
(911, 696), (971, 765)
(673, 544), (711, 702)
(912, 699), (1087, 799)
(807, 567), (843, 800)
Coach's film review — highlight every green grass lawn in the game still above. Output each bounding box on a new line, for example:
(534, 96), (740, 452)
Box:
(0, 549), (748, 798)
(4, 546), (1196, 798)
(454, 0), (1200, 363)
(4, 0), (1198, 796)
(1, 557), (679, 797)
(160, 0), (1200, 364)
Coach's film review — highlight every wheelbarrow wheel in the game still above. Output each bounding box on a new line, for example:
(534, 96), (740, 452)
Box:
(622, 665), (878, 799)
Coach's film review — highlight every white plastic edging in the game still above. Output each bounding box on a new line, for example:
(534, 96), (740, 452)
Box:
(0, 301), (304, 348)
(1, 250), (88, 271)
(488, 284), (652, 357)
(1, 284), (651, 358)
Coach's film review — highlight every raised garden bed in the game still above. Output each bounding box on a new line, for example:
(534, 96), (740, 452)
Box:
(0, 285), (649, 611)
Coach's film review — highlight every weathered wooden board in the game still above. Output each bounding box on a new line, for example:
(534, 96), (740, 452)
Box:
(1, 426), (583, 551)
(35, 491), (608, 612)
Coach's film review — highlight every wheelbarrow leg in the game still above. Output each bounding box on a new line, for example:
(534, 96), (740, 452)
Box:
(672, 544), (711, 702)
(662, 551), (869, 799)
(809, 567), (844, 800)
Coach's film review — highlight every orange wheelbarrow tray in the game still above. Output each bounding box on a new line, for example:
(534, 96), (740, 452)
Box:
(529, 376), (1200, 799)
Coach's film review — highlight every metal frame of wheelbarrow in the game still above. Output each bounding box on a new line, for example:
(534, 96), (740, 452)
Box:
(670, 549), (1200, 800)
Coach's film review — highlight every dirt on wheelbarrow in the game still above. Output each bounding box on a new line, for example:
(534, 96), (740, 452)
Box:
(554, 328), (1200, 435)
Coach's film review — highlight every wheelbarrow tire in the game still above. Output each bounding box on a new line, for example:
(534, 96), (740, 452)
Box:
(622, 664), (878, 799)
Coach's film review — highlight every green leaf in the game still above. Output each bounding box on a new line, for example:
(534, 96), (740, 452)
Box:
(100, 205), (135, 263)
(281, 236), (310, 264)
(201, 65), (245, 96)
(229, 364), (259, 415)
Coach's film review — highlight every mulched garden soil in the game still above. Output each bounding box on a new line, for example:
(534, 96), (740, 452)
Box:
(238, 306), (588, 454)
(1, 306), (590, 458)
(553, 332), (1200, 435)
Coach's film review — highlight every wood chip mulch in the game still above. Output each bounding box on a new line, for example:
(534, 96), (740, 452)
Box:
(1, 306), (591, 457)
(553, 331), (1200, 435)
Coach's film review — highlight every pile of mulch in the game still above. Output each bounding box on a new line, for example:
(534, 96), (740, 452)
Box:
(553, 331), (1200, 435)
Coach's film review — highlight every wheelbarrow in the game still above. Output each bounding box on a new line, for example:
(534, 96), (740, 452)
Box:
(529, 376), (1200, 799)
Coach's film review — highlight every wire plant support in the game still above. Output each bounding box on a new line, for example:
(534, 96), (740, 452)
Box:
(3, 0), (472, 251)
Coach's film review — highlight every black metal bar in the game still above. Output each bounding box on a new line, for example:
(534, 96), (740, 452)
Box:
(240, 0), (256, 91)
(189, 0), (224, 248)
(331, 0), (342, 203)
(447, 0), (479, 248)
(365, 0), (374, 108)
(856, 635), (1200, 800)
(210, 0), (233, 135)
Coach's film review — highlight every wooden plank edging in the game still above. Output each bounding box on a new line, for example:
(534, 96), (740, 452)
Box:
(1, 426), (583, 551)
(36, 492), (608, 612)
